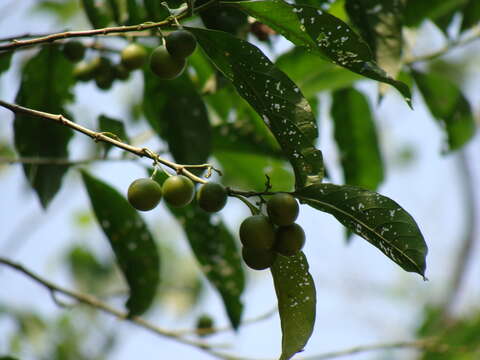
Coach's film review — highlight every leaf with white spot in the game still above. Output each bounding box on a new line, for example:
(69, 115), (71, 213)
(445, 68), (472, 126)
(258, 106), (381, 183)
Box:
(271, 252), (316, 360)
(189, 27), (324, 188)
(152, 171), (245, 329)
(81, 171), (160, 317)
(296, 183), (428, 277)
(228, 0), (412, 106)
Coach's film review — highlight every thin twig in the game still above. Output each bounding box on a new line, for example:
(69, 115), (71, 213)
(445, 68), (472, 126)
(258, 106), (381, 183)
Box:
(0, 100), (208, 184)
(0, 0), (218, 52)
(0, 156), (130, 165)
(0, 256), (243, 360)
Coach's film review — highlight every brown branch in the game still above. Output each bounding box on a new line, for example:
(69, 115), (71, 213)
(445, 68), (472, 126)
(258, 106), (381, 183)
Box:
(0, 156), (130, 165)
(0, 100), (208, 184)
(0, 256), (244, 360)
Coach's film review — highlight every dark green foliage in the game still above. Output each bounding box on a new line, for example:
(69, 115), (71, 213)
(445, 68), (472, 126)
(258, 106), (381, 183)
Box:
(13, 45), (75, 208)
(271, 252), (316, 360)
(98, 114), (129, 155)
(190, 27), (324, 189)
(331, 88), (384, 190)
(62, 41), (86, 62)
(82, 171), (160, 317)
(296, 183), (428, 277)
(0, 52), (12, 76)
(80, 0), (110, 28)
(412, 70), (476, 152)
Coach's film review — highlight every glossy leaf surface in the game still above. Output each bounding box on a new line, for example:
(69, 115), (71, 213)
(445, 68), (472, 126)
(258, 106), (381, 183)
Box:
(296, 183), (428, 277)
(82, 171), (160, 317)
(190, 27), (324, 188)
(271, 252), (316, 360)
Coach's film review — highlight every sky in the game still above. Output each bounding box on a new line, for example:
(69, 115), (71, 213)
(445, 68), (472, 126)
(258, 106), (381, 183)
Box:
(1, 2), (479, 360)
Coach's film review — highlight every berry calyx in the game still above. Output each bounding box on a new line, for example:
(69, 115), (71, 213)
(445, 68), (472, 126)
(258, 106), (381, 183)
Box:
(149, 46), (186, 79)
(120, 43), (148, 71)
(197, 182), (228, 212)
(242, 247), (276, 270)
(127, 178), (163, 211)
(274, 223), (306, 256)
(162, 175), (195, 207)
(239, 215), (275, 251)
(266, 193), (299, 226)
(165, 30), (197, 59)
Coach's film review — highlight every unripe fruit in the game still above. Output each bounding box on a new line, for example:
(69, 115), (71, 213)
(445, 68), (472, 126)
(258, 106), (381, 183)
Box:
(242, 247), (276, 270)
(63, 41), (86, 62)
(162, 175), (195, 207)
(239, 215), (275, 251)
(120, 43), (148, 70)
(73, 61), (95, 81)
(113, 63), (130, 81)
(127, 178), (163, 211)
(197, 182), (228, 212)
(274, 223), (305, 257)
(166, 30), (197, 58)
(149, 45), (186, 79)
(267, 193), (299, 226)
(196, 314), (214, 336)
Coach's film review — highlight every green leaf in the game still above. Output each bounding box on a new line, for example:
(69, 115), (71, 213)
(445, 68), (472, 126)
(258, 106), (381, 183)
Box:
(296, 183), (428, 277)
(98, 115), (129, 155)
(106, 0), (121, 24)
(0, 52), (12, 76)
(197, 1), (249, 35)
(81, 171), (160, 317)
(190, 27), (324, 189)
(152, 171), (245, 329)
(276, 47), (362, 97)
(331, 88), (384, 190)
(271, 252), (316, 360)
(345, 0), (404, 97)
(461, 0), (480, 31)
(229, 0), (412, 106)
(143, 73), (212, 165)
(403, 0), (467, 28)
(126, 0), (142, 25)
(143, 0), (170, 21)
(412, 70), (476, 152)
(80, 0), (110, 28)
(13, 46), (75, 208)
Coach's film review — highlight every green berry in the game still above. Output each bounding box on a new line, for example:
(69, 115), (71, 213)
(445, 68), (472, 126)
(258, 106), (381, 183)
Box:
(113, 63), (130, 81)
(162, 175), (195, 207)
(242, 247), (276, 270)
(267, 193), (299, 226)
(73, 61), (95, 81)
(196, 314), (214, 336)
(149, 45), (186, 79)
(120, 43), (148, 71)
(127, 178), (163, 211)
(166, 30), (197, 58)
(274, 223), (305, 256)
(197, 182), (228, 212)
(63, 41), (86, 62)
(239, 215), (275, 251)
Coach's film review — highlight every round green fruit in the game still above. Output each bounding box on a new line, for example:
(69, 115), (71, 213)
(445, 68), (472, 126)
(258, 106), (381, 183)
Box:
(239, 215), (275, 251)
(127, 178), (163, 211)
(197, 182), (228, 212)
(196, 314), (214, 336)
(162, 175), (195, 207)
(73, 61), (95, 81)
(274, 223), (305, 257)
(166, 30), (197, 58)
(242, 247), (276, 270)
(63, 41), (86, 62)
(113, 63), (130, 81)
(149, 45), (186, 79)
(266, 193), (299, 226)
(120, 43), (148, 71)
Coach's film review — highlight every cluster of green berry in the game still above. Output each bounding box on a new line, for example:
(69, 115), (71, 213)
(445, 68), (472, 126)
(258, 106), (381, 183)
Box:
(240, 194), (305, 271)
(65, 29), (197, 89)
(127, 176), (227, 212)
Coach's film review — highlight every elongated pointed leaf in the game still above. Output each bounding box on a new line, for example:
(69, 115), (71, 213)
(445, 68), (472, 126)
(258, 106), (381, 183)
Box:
(412, 70), (476, 152)
(190, 27), (324, 189)
(331, 88), (383, 190)
(296, 183), (428, 277)
(229, 0), (411, 106)
(271, 252), (316, 360)
(82, 171), (160, 317)
(98, 115), (129, 156)
(13, 46), (75, 208)
(81, 0), (110, 28)
(461, 0), (480, 31)
(0, 52), (12, 76)
(152, 172), (245, 329)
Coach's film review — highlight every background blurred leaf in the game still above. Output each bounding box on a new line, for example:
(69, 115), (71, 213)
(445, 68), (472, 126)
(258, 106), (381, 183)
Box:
(403, 0), (466, 28)
(412, 70), (476, 152)
(331, 87), (384, 190)
(271, 252), (316, 360)
(296, 183), (428, 277)
(82, 171), (160, 317)
(80, 0), (111, 28)
(231, 0), (412, 106)
(191, 27), (324, 189)
(13, 46), (75, 208)
(98, 115), (129, 156)
(0, 52), (12, 76)
(461, 0), (480, 31)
